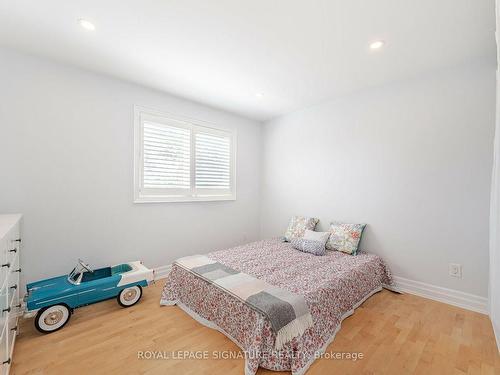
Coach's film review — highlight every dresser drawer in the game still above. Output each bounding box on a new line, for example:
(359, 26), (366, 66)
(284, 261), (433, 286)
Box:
(6, 267), (19, 314)
(6, 222), (20, 248)
(5, 233), (19, 267)
(0, 287), (6, 343)
(5, 250), (18, 273)
(0, 239), (7, 290)
(0, 215), (21, 375)
(6, 254), (19, 285)
(0, 256), (18, 297)
(0, 324), (8, 374)
(5, 251), (20, 283)
(6, 313), (17, 364)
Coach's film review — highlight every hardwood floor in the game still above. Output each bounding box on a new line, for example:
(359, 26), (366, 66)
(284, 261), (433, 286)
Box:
(12, 281), (500, 375)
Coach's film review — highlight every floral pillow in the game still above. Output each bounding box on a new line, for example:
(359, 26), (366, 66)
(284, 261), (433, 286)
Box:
(284, 216), (319, 242)
(326, 222), (366, 255)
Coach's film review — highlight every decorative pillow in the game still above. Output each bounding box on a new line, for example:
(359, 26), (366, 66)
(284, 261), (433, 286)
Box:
(326, 222), (366, 255)
(303, 229), (330, 245)
(290, 238), (326, 256)
(284, 216), (319, 241)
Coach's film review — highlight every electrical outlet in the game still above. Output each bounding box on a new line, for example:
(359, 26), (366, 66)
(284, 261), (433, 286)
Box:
(449, 263), (462, 278)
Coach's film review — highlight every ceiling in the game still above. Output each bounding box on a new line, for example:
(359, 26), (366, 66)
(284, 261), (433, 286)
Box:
(0, 0), (496, 121)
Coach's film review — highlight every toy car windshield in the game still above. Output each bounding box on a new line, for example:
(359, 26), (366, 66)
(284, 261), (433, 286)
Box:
(67, 259), (93, 285)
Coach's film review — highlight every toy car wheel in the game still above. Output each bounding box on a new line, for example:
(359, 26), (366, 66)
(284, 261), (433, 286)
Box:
(35, 304), (71, 334)
(118, 285), (142, 307)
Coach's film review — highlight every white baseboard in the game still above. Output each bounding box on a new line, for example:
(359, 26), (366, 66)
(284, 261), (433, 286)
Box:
(153, 264), (172, 280)
(492, 319), (500, 353)
(150, 266), (488, 315)
(393, 276), (488, 315)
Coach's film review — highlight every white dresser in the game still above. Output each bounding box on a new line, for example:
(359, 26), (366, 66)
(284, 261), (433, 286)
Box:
(0, 215), (22, 374)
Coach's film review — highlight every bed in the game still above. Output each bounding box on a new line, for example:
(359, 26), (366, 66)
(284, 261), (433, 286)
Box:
(161, 238), (394, 375)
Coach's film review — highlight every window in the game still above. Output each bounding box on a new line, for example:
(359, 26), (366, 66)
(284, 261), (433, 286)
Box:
(134, 106), (236, 202)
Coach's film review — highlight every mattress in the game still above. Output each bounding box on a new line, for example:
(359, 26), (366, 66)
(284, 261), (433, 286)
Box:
(161, 238), (394, 375)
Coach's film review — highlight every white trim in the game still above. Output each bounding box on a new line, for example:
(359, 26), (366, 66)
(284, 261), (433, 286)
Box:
(8, 316), (17, 372)
(493, 319), (500, 353)
(153, 264), (172, 280)
(152, 265), (489, 314)
(156, 264), (496, 350)
(133, 105), (237, 203)
(135, 194), (236, 203)
(393, 276), (488, 315)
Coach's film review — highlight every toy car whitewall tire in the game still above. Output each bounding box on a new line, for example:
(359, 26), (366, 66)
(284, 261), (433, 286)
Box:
(35, 304), (71, 333)
(118, 286), (142, 307)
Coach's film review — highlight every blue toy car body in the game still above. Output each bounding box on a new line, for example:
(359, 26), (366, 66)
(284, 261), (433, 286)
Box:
(24, 260), (154, 333)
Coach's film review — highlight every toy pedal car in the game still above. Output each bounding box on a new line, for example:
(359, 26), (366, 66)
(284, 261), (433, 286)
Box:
(23, 260), (154, 333)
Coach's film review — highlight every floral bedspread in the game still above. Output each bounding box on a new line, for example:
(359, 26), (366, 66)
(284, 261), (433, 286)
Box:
(161, 238), (393, 375)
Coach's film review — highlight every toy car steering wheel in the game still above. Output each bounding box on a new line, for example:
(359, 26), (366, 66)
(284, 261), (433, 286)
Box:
(78, 259), (94, 273)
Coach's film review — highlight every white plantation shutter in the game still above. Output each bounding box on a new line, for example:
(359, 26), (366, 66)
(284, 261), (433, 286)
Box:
(195, 132), (231, 190)
(135, 107), (235, 202)
(143, 121), (191, 189)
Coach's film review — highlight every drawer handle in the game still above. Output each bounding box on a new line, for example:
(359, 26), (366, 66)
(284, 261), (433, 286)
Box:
(13, 238), (21, 243)
(2, 307), (10, 313)
(8, 249), (16, 253)
(9, 285), (17, 290)
(14, 304), (21, 308)
(1, 263), (10, 268)
(2, 357), (10, 365)
(14, 268), (21, 273)
(10, 326), (17, 332)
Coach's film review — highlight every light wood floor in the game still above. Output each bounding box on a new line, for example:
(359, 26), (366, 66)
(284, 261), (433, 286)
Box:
(12, 281), (500, 375)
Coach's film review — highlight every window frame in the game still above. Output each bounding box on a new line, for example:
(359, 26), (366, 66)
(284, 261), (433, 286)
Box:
(134, 106), (236, 203)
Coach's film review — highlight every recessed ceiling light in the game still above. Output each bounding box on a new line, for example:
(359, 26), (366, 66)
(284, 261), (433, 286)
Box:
(255, 93), (264, 98)
(78, 18), (95, 31)
(369, 40), (385, 50)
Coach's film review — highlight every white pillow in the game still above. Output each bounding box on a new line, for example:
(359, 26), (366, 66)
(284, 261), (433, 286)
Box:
(303, 230), (330, 246)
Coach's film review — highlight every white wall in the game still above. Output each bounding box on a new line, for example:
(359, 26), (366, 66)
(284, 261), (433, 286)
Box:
(489, 0), (500, 350)
(490, 70), (500, 347)
(0, 47), (496, 307)
(261, 60), (496, 297)
(0, 48), (262, 283)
